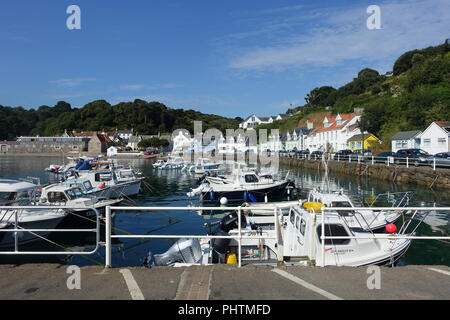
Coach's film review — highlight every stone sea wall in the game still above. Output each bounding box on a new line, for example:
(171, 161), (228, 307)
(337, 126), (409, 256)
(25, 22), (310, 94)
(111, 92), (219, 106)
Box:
(279, 157), (450, 191)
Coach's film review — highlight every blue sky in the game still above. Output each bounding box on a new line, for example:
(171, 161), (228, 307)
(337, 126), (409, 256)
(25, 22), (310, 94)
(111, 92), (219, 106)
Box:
(0, 0), (449, 118)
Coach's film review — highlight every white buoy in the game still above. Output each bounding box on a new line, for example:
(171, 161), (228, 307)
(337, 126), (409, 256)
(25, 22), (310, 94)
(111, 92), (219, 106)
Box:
(220, 197), (228, 205)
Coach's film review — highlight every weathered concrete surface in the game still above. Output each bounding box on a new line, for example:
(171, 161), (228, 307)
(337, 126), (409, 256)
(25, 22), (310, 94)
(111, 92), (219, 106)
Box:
(0, 264), (448, 300)
(279, 157), (450, 191)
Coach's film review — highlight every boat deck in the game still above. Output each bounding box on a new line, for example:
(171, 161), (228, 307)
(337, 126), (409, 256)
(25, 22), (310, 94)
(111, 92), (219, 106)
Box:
(0, 263), (448, 300)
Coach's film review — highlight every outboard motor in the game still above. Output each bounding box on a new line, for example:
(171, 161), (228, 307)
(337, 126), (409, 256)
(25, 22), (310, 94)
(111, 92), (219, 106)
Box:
(144, 238), (202, 267)
(206, 211), (247, 263)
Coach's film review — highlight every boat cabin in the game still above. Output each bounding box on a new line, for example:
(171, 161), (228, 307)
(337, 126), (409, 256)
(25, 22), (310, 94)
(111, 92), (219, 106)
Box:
(40, 184), (91, 204)
(0, 179), (38, 205)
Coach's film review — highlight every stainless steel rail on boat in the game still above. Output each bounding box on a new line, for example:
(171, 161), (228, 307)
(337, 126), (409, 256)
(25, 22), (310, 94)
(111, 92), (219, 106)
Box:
(0, 206), (101, 255)
(320, 206), (450, 267)
(104, 205), (284, 268)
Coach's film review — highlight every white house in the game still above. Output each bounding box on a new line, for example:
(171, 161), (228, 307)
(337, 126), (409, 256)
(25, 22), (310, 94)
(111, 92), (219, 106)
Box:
(172, 130), (193, 153)
(239, 114), (288, 129)
(217, 134), (257, 154)
(391, 130), (422, 153)
(284, 127), (313, 151)
(419, 121), (450, 155)
(116, 129), (133, 140)
(306, 112), (362, 152)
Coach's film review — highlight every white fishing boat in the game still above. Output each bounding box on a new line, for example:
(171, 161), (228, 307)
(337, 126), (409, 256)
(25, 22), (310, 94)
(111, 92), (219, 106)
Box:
(0, 179), (66, 248)
(38, 184), (122, 222)
(158, 156), (186, 170)
(187, 167), (295, 203)
(304, 189), (412, 232)
(187, 157), (222, 174)
(152, 159), (166, 168)
(66, 160), (144, 198)
(145, 205), (414, 268)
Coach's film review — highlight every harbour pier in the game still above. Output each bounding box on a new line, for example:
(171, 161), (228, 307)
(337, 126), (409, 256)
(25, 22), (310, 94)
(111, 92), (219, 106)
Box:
(0, 263), (449, 300)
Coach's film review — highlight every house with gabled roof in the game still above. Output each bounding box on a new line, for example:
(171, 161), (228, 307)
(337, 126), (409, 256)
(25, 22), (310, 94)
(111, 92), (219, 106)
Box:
(419, 121), (450, 154)
(391, 130), (422, 153)
(239, 113), (289, 129)
(306, 110), (363, 152)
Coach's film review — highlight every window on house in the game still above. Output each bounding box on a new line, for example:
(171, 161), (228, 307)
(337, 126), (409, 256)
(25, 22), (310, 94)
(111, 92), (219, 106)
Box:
(423, 138), (431, 147)
(438, 138), (446, 146)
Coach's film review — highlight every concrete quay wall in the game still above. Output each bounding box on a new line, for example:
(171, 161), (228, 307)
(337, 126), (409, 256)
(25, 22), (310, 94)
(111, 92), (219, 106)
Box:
(279, 157), (450, 191)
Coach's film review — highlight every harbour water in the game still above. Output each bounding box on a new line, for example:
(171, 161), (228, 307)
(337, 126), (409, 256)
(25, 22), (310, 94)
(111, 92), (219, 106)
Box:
(0, 156), (449, 267)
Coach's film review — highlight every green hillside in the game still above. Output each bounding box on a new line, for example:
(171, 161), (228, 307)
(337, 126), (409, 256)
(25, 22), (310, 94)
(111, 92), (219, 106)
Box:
(0, 99), (241, 140)
(258, 40), (450, 150)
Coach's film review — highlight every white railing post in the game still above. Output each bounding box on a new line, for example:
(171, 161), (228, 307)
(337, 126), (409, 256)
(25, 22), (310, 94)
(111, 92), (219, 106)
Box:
(14, 210), (18, 252)
(238, 206), (242, 268)
(406, 157), (409, 168)
(105, 206), (112, 268)
(274, 206), (283, 266)
(433, 158), (436, 171)
(358, 156), (360, 164)
(321, 208), (325, 267)
(371, 156), (374, 165)
(338, 154), (339, 162)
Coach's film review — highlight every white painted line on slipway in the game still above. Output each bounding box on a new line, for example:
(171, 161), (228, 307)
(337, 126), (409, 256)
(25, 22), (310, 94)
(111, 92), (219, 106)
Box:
(272, 269), (343, 300)
(427, 268), (450, 277)
(119, 269), (145, 300)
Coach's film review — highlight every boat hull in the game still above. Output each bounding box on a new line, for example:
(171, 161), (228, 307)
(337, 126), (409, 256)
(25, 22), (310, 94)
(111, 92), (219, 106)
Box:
(200, 181), (292, 203)
(0, 215), (65, 248)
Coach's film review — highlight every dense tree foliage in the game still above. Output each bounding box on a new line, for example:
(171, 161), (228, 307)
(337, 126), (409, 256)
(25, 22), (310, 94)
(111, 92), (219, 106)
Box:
(137, 137), (169, 149)
(0, 99), (240, 140)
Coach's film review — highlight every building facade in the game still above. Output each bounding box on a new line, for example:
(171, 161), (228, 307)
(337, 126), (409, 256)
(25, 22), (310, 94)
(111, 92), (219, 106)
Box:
(419, 122), (450, 154)
(391, 130), (422, 153)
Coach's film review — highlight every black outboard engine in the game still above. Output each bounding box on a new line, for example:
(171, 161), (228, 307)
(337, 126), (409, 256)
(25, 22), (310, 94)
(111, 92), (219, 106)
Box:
(144, 238), (202, 267)
(207, 211), (247, 263)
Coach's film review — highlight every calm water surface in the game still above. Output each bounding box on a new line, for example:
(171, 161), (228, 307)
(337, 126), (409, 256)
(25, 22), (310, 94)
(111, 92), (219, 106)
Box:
(0, 156), (449, 267)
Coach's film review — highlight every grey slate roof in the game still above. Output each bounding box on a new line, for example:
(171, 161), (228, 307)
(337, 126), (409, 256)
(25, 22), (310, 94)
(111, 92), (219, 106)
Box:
(391, 130), (422, 140)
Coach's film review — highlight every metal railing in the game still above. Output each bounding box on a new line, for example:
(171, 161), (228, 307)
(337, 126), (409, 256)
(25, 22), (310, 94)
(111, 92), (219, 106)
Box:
(104, 205), (283, 268)
(320, 206), (450, 267)
(0, 206), (100, 255)
(280, 152), (449, 170)
(1, 204), (449, 268)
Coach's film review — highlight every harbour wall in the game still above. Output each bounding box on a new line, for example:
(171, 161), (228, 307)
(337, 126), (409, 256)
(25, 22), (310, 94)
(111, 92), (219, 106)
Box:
(279, 157), (450, 191)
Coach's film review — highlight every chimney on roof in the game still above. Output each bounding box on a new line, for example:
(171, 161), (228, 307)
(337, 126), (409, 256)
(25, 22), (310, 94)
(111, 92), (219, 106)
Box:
(354, 108), (364, 116)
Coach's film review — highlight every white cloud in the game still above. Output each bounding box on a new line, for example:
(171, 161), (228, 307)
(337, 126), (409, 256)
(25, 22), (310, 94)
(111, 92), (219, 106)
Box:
(50, 78), (96, 87)
(119, 83), (184, 91)
(226, 0), (450, 73)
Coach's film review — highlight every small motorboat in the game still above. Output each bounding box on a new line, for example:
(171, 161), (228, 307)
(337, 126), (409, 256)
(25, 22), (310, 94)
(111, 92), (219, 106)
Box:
(0, 179), (66, 248)
(144, 205), (416, 268)
(187, 166), (295, 203)
(37, 184), (122, 225)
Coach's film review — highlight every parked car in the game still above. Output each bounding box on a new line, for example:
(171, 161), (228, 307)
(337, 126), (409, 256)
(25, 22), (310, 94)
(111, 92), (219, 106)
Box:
(333, 149), (352, 160)
(394, 149), (433, 166)
(278, 150), (288, 157)
(310, 150), (324, 159)
(373, 151), (395, 163)
(349, 149), (373, 161)
(429, 152), (450, 168)
(286, 150), (296, 157)
(296, 149), (310, 157)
